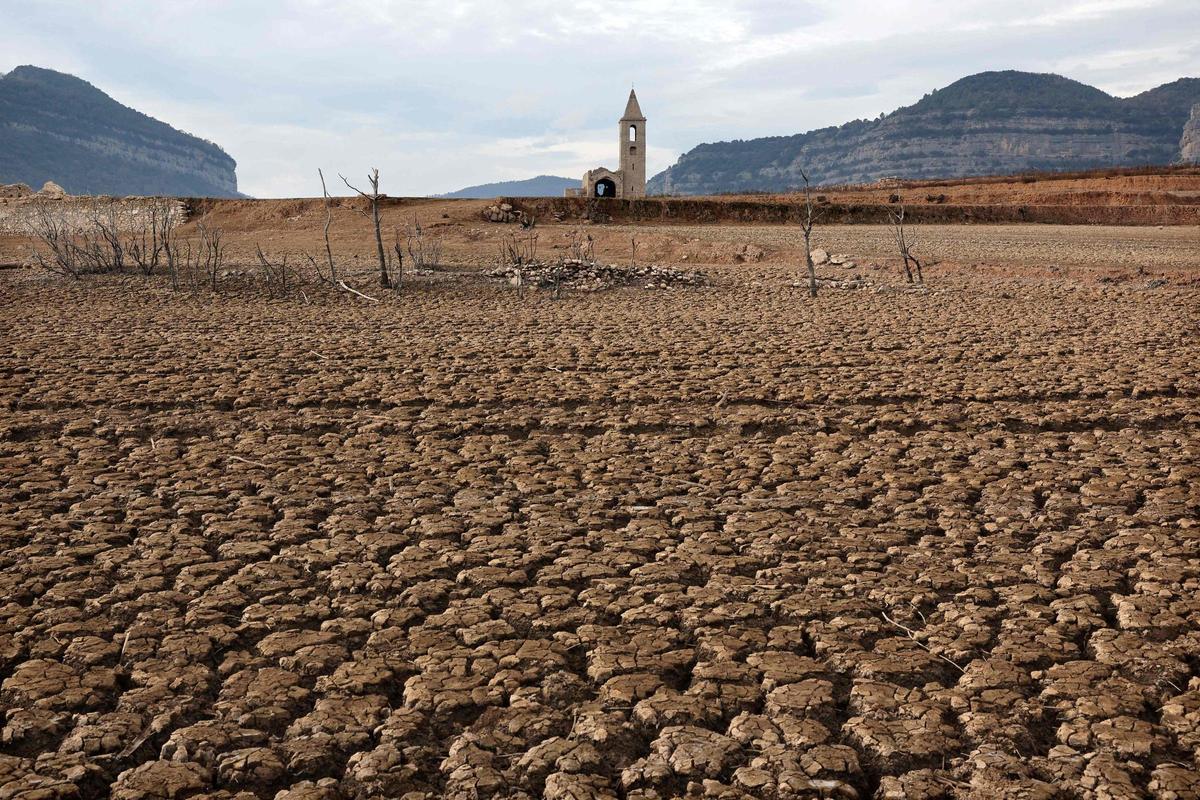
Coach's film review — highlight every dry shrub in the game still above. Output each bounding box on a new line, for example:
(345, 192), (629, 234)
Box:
(405, 220), (442, 271)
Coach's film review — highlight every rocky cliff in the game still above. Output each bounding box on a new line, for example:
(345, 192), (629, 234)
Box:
(1181, 104), (1200, 164)
(0, 66), (240, 197)
(650, 71), (1200, 194)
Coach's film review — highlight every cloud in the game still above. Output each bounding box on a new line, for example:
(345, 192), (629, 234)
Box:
(0, 0), (1195, 196)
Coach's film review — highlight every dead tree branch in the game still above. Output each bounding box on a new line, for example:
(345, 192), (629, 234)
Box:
(318, 168), (337, 282)
(337, 280), (379, 302)
(799, 169), (822, 298)
(340, 168), (390, 288)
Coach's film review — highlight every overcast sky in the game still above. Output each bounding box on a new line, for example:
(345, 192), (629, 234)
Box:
(3, 0), (1197, 197)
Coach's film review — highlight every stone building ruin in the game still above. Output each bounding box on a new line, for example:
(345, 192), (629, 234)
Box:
(566, 90), (647, 199)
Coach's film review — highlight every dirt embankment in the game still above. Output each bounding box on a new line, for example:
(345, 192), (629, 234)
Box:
(508, 196), (1200, 226)
(515, 166), (1200, 226)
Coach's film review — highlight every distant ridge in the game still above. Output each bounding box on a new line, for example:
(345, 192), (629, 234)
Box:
(0, 65), (241, 197)
(650, 70), (1200, 195)
(439, 175), (577, 198)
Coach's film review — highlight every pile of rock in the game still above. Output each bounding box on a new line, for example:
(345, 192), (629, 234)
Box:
(733, 243), (765, 262)
(481, 203), (526, 224)
(811, 249), (857, 269)
(0, 183), (33, 199)
(37, 181), (67, 198)
(487, 259), (706, 291)
(1, 181), (68, 199)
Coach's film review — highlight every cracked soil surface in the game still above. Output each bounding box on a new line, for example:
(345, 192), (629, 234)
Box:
(1, 218), (1199, 799)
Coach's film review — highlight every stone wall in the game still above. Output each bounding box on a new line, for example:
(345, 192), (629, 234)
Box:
(0, 196), (187, 236)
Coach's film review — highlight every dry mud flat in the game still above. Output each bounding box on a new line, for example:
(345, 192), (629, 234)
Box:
(1, 253), (1199, 800)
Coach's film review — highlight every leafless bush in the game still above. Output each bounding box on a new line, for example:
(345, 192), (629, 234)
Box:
(165, 222), (225, 293)
(83, 201), (125, 273)
(27, 197), (184, 279)
(390, 230), (404, 290)
(27, 198), (124, 277)
(255, 246), (296, 298)
(552, 256), (564, 299)
(27, 198), (84, 278)
(567, 230), (595, 264)
(127, 199), (179, 276)
(499, 228), (538, 267)
(198, 224), (224, 292)
(405, 219), (443, 271)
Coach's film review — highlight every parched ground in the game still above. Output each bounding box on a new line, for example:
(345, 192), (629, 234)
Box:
(1, 219), (1199, 800)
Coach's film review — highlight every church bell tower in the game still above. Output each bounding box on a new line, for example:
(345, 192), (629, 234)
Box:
(619, 89), (646, 198)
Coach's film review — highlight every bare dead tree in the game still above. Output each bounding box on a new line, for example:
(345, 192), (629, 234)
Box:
(886, 204), (936, 284)
(799, 169), (822, 298)
(630, 235), (639, 267)
(887, 205), (914, 283)
(197, 223), (225, 293)
(317, 169), (337, 282)
(340, 168), (390, 288)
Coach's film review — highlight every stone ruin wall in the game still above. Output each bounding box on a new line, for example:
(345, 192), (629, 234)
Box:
(0, 194), (187, 236)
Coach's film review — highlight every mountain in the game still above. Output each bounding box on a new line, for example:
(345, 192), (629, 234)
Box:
(439, 175), (577, 198)
(0, 65), (240, 197)
(650, 71), (1200, 195)
(1181, 104), (1200, 163)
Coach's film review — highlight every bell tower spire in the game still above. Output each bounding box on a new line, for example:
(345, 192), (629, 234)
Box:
(619, 89), (646, 198)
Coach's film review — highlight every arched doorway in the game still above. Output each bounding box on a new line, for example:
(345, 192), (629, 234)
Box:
(594, 177), (616, 198)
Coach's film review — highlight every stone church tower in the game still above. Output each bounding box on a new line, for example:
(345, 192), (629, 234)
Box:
(566, 90), (648, 199)
(619, 90), (646, 198)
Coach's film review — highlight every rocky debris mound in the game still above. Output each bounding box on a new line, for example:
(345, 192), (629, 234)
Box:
(487, 259), (706, 291)
(0, 182), (33, 198)
(481, 203), (526, 224)
(733, 243), (764, 263)
(809, 249), (859, 268)
(36, 181), (67, 199)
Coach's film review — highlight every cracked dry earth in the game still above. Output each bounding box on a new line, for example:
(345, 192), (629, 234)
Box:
(1, 261), (1199, 800)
